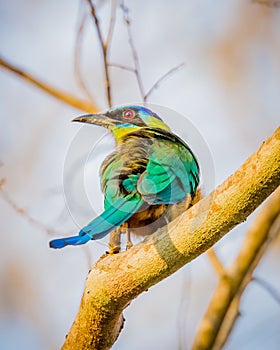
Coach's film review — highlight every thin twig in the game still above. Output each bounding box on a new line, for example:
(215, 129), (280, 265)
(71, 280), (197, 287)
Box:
(144, 63), (185, 101)
(119, 2), (184, 103)
(106, 0), (117, 48)
(105, 0), (117, 102)
(109, 62), (135, 73)
(0, 178), (63, 236)
(207, 247), (226, 278)
(254, 276), (280, 305)
(0, 55), (98, 113)
(1, 177), (92, 267)
(86, 0), (116, 108)
(74, 4), (94, 103)
(120, 0), (145, 101)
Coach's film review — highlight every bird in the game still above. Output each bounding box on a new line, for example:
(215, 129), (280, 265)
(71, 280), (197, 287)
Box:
(49, 105), (200, 253)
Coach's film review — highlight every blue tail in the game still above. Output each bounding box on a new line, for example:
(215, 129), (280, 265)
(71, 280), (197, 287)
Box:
(49, 194), (143, 249)
(49, 234), (91, 249)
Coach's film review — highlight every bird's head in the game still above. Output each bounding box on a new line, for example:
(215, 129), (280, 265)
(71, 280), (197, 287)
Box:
(73, 105), (171, 143)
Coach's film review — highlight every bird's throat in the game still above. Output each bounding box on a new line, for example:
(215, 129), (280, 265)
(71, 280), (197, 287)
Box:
(110, 124), (142, 143)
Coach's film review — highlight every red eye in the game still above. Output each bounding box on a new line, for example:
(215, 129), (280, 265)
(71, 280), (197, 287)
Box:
(123, 109), (135, 119)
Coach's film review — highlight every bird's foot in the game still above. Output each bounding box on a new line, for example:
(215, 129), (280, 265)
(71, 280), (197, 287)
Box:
(109, 245), (121, 254)
(125, 227), (133, 250)
(109, 227), (121, 254)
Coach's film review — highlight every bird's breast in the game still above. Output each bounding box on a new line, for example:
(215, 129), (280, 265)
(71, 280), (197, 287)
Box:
(100, 138), (151, 193)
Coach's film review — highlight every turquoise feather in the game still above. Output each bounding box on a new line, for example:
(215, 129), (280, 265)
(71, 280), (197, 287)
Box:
(49, 106), (199, 249)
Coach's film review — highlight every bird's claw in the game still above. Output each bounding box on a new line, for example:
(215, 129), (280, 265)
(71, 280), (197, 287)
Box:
(109, 245), (121, 254)
(126, 241), (133, 250)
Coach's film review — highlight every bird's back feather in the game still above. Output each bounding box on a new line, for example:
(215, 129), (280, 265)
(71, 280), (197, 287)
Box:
(50, 126), (199, 248)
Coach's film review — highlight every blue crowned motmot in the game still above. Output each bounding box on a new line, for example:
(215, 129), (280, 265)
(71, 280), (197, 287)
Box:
(49, 106), (200, 253)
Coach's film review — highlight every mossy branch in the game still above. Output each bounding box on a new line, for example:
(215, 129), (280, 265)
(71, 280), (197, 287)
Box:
(0, 55), (98, 113)
(61, 127), (280, 350)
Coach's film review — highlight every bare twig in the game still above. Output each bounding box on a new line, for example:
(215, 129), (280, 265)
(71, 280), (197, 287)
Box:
(254, 275), (280, 305)
(106, 0), (117, 48)
(207, 248), (226, 278)
(114, 3), (183, 104)
(74, 5), (94, 103)
(62, 128), (280, 349)
(0, 55), (98, 113)
(109, 62), (135, 73)
(120, 0), (145, 101)
(86, 0), (116, 108)
(0, 178), (63, 236)
(192, 186), (280, 350)
(144, 63), (185, 101)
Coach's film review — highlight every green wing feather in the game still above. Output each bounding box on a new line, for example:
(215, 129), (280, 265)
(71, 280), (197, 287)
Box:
(101, 127), (199, 211)
(137, 138), (199, 204)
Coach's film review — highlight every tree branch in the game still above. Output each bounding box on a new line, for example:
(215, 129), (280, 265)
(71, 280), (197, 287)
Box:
(61, 127), (280, 350)
(207, 248), (226, 278)
(0, 55), (98, 113)
(192, 186), (280, 350)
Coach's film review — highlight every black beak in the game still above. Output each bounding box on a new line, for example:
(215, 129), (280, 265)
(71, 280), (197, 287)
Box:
(72, 113), (116, 128)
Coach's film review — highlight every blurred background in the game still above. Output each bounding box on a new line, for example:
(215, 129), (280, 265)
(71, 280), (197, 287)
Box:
(0, 0), (279, 349)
